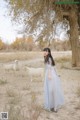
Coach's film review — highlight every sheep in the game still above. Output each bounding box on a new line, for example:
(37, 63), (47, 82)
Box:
(26, 67), (44, 82)
(4, 60), (19, 71)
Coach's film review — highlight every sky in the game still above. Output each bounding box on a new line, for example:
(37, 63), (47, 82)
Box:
(0, 0), (23, 44)
(0, 0), (70, 44)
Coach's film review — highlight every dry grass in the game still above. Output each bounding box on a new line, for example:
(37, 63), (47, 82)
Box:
(4, 104), (25, 120)
(4, 103), (41, 120)
(75, 87), (80, 110)
(0, 78), (7, 85)
(26, 91), (42, 120)
(22, 84), (30, 91)
(6, 89), (18, 98)
(28, 103), (41, 120)
(0, 51), (43, 62)
(76, 87), (80, 97)
(54, 55), (72, 69)
(8, 95), (21, 105)
(55, 55), (72, 63)
(4, 91), (42, 120)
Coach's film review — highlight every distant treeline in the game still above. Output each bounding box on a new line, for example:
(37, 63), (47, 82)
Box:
(0, 36), (71, 51)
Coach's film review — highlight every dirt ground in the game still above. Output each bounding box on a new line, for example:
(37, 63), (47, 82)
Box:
(0, 51), (80, 120)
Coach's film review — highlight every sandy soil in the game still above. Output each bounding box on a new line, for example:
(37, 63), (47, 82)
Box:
(0, 51), (80, 120)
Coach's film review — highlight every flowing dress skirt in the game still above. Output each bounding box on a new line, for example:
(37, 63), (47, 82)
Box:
(44, 65), (64, 110)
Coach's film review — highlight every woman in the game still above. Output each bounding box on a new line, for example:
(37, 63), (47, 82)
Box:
(43, 48), (64, 112)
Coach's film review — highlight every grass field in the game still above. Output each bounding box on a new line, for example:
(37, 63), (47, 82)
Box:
(0, 51), (80, 120)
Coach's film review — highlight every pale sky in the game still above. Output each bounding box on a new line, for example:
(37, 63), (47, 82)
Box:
(0, 0), (23, 44)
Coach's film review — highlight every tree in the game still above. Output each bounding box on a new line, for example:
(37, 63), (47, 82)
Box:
(11, 36), (35, 51)
(0, 39), (5, 50)
(11, 37), (24, 50)
(25, 36), (35, 51)
(69, 6), (80, 67)
(6, 0), (80, 67)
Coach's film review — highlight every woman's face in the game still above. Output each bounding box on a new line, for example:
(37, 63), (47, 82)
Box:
(43, 51), (49, 57)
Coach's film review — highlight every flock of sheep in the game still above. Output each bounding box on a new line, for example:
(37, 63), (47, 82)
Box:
(3, 60), (44, 82)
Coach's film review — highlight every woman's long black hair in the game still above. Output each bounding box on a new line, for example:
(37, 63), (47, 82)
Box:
(43, 48), (55, 66)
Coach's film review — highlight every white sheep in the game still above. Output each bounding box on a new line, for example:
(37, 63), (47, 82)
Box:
(26, 67), (44, 82)
(4, 60), (19, 71)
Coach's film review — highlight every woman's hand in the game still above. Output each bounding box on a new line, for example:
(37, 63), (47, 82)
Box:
(48, 75), (52, 80)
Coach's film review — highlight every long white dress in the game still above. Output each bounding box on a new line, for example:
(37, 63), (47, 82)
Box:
(44, 58), (64, 111)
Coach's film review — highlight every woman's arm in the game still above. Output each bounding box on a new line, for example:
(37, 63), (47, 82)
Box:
(48, 58), (52, 80)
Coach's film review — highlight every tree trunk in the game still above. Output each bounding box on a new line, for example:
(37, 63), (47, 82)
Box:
(69, 7), (80, 67)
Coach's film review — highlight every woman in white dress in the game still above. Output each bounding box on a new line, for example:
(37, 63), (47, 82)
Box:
(43, 48), (64, 112)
